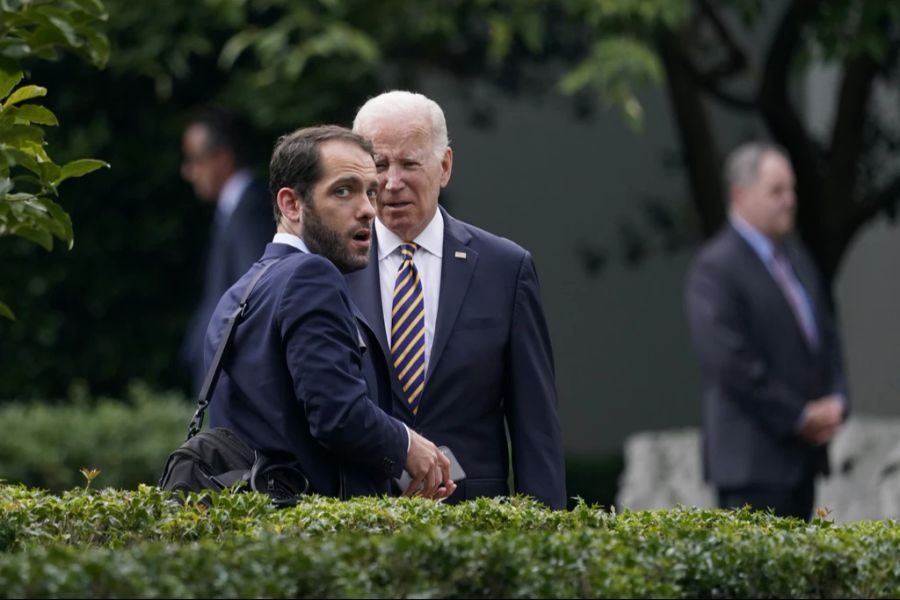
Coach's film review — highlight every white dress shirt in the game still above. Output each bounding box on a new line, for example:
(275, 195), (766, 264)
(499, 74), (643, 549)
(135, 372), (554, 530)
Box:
(272, 232), (310, 253)
(375, 210), (443, 374)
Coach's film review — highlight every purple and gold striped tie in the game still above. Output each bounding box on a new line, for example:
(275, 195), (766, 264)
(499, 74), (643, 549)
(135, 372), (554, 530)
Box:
(391, 243), (426, 413)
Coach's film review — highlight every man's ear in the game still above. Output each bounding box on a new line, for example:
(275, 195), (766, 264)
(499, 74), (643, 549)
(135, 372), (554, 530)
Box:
(439, 146), (453, 188)
(276, 187), (302, 222)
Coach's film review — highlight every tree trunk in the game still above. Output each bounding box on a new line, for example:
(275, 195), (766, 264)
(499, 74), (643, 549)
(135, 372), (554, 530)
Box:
(819, 54), (878, 285)
(657, 28), (724, 239)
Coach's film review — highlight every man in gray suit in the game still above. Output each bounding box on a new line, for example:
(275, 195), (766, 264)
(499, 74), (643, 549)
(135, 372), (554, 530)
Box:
(685, 142), (847, 520)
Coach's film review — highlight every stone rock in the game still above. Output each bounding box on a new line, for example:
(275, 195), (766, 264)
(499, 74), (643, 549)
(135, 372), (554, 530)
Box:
(615, 427), (714, 511)
(616, 417), (900, 522)
(818, 416), (900, 521)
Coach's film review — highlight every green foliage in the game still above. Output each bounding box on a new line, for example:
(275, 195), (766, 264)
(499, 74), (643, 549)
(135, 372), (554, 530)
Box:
(808, 0), (900, 62)
(0, 0), (110, 319)
(559, 35), (664, 130)
(0, 389), (619, 506)
(0, 384), (192, 492)
(0, 488), (899, 597)
(0, 0), (696, 397)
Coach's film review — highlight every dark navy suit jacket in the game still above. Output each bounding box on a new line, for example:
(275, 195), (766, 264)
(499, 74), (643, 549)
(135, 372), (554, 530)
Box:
(183, 179), (273, 393)
(685, 224), (848, 489)
(206, 243), (408, 498)
(346, 207), (566, 508)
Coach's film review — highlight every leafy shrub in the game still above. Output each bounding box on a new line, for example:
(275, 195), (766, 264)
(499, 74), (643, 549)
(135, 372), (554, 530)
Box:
(0, 384), (191, 491)
(0, 486), (899, 598)
(0, 390), (622, 502)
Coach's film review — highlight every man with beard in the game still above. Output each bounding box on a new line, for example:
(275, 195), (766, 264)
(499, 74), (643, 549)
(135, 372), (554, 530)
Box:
(205, 125), (455, 499)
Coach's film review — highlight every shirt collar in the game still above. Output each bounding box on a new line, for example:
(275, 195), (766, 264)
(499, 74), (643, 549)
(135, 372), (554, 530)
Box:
(273, 232), (310, 253)
(375, 208), (444, 261)
(217, 169), (253, 221)
(729, 212), (776, 266)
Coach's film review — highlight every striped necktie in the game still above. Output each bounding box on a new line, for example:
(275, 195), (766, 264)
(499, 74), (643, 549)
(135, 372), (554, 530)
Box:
(391, 242), (426, 413)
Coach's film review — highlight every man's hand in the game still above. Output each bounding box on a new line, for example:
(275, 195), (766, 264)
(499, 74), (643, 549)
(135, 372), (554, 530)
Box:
(404, 430), (457, 499)
(798, 394), (845, 446)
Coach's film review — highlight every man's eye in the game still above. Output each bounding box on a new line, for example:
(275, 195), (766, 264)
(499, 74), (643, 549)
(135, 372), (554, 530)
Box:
(335, 187), (350, 197)
(367, 189), (378, 200)
(375, 163), (388, 172)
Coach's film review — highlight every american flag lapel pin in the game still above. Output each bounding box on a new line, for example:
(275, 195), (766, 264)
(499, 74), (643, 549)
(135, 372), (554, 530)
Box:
(454, 251), (467, 259)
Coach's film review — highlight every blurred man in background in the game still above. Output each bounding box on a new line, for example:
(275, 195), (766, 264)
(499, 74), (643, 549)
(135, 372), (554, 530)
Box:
(685, 141), (848, 520)
(180, 108), (273, 394)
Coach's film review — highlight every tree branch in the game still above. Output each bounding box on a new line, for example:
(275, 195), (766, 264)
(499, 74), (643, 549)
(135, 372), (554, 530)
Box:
(759, 0), (823, 245)
(657, 0), (757, 110)
(825, 53), (878, 230)
(657, 27), (725, 237)
(664, 40), (757, 110)
(695, 0), (750, 80)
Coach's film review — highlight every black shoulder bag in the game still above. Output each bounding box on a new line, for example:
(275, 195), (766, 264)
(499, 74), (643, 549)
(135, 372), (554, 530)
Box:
(158, 260), (309, 507)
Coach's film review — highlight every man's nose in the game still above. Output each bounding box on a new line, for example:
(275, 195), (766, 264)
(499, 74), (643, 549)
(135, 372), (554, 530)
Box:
(358, 194), (376, 219)
(384, 165), (404, 191)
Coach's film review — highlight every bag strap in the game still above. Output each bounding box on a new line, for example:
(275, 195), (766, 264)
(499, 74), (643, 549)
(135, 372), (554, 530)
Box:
(187, 259), (278, 440)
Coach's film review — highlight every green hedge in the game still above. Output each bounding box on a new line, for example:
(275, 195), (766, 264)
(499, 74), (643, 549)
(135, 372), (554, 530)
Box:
(0, 390), (622, 506)
(0, 385), (191, 492)
(1, 486), (899, 598)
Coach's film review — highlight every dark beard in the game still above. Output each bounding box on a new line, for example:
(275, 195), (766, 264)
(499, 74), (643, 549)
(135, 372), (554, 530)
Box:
(302, 203), (368, 273)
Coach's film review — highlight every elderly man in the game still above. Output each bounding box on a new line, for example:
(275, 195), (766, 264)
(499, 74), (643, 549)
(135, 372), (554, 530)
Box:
(346, 90), (566, 509)
(685, 142), (848, 520)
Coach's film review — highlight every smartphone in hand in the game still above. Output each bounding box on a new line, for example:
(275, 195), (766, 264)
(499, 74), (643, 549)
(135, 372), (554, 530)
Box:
(395, 446), (466, 493)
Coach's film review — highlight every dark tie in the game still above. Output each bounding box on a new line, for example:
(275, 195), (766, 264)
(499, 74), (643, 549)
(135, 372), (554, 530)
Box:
(391, 243), (426, 413)
(771, 247), (819, 349)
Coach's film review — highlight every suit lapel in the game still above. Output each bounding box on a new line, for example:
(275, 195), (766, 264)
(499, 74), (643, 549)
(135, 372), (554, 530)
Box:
(427, 208), (478, 381)
(349, 239), (389, 353)
(727, 226), (815, 354)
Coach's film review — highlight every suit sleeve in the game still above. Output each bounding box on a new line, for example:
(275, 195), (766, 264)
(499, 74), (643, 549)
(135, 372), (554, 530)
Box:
(503, 252), (567, 509)
(278, 257), (407, 478)
(685, 257), (806, 439)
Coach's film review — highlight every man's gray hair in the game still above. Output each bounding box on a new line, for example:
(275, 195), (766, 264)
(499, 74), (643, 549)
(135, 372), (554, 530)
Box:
(353, 90), (450, 159)
(724, 141), (789, 188)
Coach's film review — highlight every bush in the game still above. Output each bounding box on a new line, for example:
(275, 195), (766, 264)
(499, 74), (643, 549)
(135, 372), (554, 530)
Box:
(0, 486), (898, 598)
(0, 384), (192, 492)
(0, 391), (623, 502)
